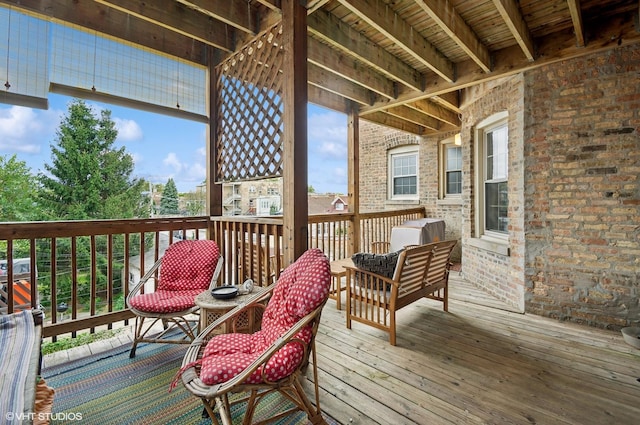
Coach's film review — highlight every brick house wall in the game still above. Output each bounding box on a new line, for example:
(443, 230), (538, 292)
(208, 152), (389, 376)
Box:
(460, 75), (526, 312)
(359, 44), (640, 329)
(522, 45), (640, 328)
(358, 121), (462, 262)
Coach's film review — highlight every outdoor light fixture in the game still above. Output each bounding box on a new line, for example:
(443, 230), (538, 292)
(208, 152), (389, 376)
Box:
(454, 133), (462, 145)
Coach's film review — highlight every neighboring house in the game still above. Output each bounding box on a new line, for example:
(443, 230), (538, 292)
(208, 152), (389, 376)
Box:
(357, 44), (640, 330)
(309, 194), (348, 214)
(222, 179), (348, 217)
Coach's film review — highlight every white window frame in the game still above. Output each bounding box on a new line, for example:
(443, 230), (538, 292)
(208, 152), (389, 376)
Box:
(388, 145), (419, 200)
(439, 137), (462, 200)
(474, 111), (509, 246)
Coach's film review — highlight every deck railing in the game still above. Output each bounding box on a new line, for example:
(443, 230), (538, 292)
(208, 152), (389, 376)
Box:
(0, 207), (425, 339)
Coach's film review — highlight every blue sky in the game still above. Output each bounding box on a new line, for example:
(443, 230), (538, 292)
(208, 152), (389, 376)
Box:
(0, 93), (348, 194)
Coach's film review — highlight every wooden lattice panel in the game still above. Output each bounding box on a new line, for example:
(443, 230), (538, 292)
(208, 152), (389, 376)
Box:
(216, 23), (284, 182)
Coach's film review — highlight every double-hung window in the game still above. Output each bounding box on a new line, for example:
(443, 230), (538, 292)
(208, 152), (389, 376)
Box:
(440, 138), (462, 199)
(476, 112), (509, 240)
(389, 146), (418, 200)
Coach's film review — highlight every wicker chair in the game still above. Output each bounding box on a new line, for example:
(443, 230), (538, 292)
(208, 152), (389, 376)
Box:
(346, 240), (457, 345)
(176, 248), (331, 425)
(126, 239), (223, 358)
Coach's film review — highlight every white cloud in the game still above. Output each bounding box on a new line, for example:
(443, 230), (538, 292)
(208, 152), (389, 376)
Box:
(186, 162), (206, 182)
(114, 117), (143, 142)
(163, 152), (184, 173)
(0, 106), (59, 154)
(308, 110), (347, 159)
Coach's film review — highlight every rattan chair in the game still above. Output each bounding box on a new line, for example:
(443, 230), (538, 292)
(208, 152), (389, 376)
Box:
(126, 239), (222, 358)
(176, 248), (331, 425)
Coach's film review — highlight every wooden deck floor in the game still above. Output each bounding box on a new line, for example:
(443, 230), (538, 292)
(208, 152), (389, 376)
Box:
(307, 275), (640, 425)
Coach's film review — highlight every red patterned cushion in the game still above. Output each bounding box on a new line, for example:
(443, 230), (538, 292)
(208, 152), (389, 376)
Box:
(198, 248), (330, 385)
(129, 240), (219, 313)
(157, 240), (220, 292)
(128, 289), (202, 313)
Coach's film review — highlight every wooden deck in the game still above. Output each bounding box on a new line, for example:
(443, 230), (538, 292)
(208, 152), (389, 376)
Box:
(308, 274), (640, 425)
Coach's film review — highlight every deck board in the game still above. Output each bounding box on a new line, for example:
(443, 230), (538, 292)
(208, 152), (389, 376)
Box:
(305, 276), (640, 425)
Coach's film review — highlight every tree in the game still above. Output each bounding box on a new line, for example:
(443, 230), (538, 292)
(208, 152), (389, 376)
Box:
(183, 190), (206, 216)
(159, 178), (179, 215)
(308, 185), (316, 193)
(38, 99), (147, 220)
(0, 154), (40, 221)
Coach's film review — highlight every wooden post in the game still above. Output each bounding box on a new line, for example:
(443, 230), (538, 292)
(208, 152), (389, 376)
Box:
(281, 0), (308, 265)
(207, 48), (222, 243)
(347, 103), (360, 256)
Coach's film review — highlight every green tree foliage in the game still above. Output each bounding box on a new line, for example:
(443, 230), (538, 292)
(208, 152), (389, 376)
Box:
(34, 99), (148, 311)
(160, 178), (180, 215)
(38, 99), (147, 220)
(0, 154), (40, 221)
(183, 190), (206, 216)
(308, 185), (316, 193)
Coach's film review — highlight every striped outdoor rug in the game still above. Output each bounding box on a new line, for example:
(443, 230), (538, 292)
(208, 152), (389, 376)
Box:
(43, 342), (338, 425)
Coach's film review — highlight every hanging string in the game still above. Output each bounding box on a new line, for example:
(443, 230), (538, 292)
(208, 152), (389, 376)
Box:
(175, 60), (180, 109)
(4, 6), (12, 90)
(91, 31), (97, 92)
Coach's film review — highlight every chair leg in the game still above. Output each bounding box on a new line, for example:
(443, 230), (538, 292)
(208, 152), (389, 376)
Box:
(129, 316), (146, 358)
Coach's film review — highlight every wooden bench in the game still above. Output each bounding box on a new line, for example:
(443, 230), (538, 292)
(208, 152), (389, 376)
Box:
(345, 240), (457, 346)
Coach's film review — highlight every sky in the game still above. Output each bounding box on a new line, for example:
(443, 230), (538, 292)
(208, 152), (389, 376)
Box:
(0, 93), (348, 194)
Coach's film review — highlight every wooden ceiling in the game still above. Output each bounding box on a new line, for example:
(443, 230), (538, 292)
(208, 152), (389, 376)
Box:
(2, 0), (639, 135)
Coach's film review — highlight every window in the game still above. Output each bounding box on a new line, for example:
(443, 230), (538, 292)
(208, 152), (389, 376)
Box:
(440, 138), (462, 198)
(389, 146), (418, 199)
(475, 112), (509, 240)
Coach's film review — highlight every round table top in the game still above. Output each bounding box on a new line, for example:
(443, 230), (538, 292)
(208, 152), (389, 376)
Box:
(195, 286), (265, 310)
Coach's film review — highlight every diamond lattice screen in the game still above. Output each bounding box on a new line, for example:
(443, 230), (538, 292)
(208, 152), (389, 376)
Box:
(216, 23), (284, 183)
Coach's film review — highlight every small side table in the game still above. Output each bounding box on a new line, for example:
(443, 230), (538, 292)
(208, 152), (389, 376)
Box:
(195, 287), (266, 334)
(329, 258), (353, 310)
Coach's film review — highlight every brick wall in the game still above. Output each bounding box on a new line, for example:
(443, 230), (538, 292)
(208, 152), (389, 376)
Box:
(357, 45), (640, 329)
(358, 120), (462, 261)
(460, 75), (526, 311)
(523, 45), (640, 329)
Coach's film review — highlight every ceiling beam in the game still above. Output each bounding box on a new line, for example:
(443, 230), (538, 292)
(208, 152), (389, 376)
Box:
(95, 0), (235, 52)
(308, 9), (423, 91)
(431, 92), (460, 114)
(306, 0), (331, 15)
(567, 0), (585, 47)
(408, 99), (460, 127)
(361, 14), (640, 115)
(175, 0), (257, 35)
(308, 63), (374, 106)
(386, 105), (444, 131)
(308, 84), (350, 114)
(413, 0), (491, 73)
(0, 0), (209, 64)
(492, 0), (535, 61)
(337, 0), (455, 83)
(308, 37), (396, 100)
(363, 111), (428, 135)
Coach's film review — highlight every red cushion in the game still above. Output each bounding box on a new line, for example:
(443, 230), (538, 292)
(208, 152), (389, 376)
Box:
(128, 289), (202, 313)
(198, 248), (330, 385)
(158, 240), (220, 292)
(129, 240), (220, 313)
